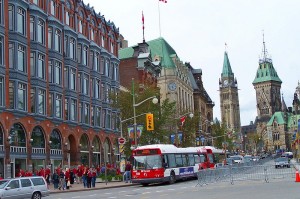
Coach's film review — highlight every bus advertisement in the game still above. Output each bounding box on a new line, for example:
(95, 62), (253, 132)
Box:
(131, 144), (218, 186)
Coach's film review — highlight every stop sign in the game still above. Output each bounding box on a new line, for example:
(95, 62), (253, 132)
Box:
(118, 137), (126, 144)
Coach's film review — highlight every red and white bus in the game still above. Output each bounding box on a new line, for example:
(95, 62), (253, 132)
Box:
(131, 144), (215, 185)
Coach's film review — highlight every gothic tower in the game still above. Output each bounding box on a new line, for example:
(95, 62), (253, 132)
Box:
(219, 50), (241, 133)
(253, 37), (282, 139)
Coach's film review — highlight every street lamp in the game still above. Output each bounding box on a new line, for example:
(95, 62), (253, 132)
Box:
(132, 78), (158, 149)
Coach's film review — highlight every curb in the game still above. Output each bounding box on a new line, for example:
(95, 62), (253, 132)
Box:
(50, 183), (136, 194)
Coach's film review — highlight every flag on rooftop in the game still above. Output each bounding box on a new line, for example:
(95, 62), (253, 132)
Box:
(159, 0), (167, 3)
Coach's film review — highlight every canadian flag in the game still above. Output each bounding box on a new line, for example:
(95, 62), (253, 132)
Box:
(159, 0), (167, 3)
(180, 116), (186, 126)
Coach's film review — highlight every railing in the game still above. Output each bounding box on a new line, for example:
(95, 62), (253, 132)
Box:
(32, 148), (45, 154)
(10, 146), (27, 153)
(50, 149), (62, 155)
(0, 145), (4, 151)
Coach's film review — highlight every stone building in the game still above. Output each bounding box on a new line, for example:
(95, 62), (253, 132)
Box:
(0, 0), (120, 178)
(219, 51), (241, 133)
(253, 39), (282, 152)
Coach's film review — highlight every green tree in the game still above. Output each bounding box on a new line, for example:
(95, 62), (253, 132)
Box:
(211, 120), (233, 151)
(110, 83), (176, 158)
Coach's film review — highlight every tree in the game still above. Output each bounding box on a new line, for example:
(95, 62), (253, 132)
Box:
(211, 120), (233, 151)
(110, 83), (176, 158)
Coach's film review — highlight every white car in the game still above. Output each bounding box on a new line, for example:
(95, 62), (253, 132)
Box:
(230, 155), (244, 164)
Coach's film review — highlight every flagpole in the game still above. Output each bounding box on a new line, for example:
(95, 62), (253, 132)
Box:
(142, 11), (145, 42)
(158, 1), (161, 37)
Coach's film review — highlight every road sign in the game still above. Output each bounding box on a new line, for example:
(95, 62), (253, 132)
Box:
(118, 137), (126, 145)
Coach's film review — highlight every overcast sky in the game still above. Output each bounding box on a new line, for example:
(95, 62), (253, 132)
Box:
(84, 0), (300, 126)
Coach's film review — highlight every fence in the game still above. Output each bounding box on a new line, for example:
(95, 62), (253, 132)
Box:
(196, 160), (297, 186)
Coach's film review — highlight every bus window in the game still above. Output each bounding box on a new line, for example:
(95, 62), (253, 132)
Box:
(167, 154), (176, 168)
(182, 154), (188, 166)
(175, 154), (183, 167)
(188, 154), (195, 166)
(207, 154), (214, 163)
(163, 155), (168, 168)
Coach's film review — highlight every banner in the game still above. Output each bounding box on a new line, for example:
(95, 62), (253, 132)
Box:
(170, 133), (183, 144)
(128, 125), (143, 139)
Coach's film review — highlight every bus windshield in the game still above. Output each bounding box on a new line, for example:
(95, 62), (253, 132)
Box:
(133, 155), (162, 170)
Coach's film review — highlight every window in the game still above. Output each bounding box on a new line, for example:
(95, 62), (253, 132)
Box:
(48, 60), (53, 83)
(82, 46), (88, 66)
(78, 20), (82, 33)
(8, 180), (20, 189)
(9, 43), (14, 69)
(17, 45), (25, 72)
(0, 0), (2, 24)
(70, 99), (76, 121)
(65, 98), (68, 120)
(37, 19), (45, 44)
(63, 67), (68, 88)
(83, 74), (88, 95)
(49, 92), (53, 116)
(78, 102), (82, 122)
(55, 94), (62, 118)
(69, 38), (75, 59)
(20, 179), (32, 187)
(84, 103), (89, 124)
(54, 61), (61, 85)
(30, 88), (35, 113)
(0, 36), (3, 65)
(91, 107), (94, 126)
(30, 17), (34, 40)
(65, 10), (70, 26)
(37, 54), (45, 79)
(54, 30), (61, 52)
(70, 68), (76, 90)
(8, 5), (14, 31)
(94, 52), (99, 72)
(9, 81), (14, 109)
(18, 83), (26, 111)
(48, 27), (52, 49)
(50, 0), (55, 16)
(31, 177), (45, 186)
(0, 77), (3, 106)
(17, 8), (25, 35)
(95, 79), (100, 99)
(90, 29), (94, 41)
(96, 107), (101, 127)
(78, 73), (82, 93)
(77, 44), (81, 63)
(105, 61), (109, 77)
(106, 110), (111, 129)
(38, 89), (45, 115)
(101, 36), (105, 47)
(110, 42), (114, 53)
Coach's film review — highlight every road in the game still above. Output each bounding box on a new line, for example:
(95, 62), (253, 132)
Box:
(46, 177), (298, 199)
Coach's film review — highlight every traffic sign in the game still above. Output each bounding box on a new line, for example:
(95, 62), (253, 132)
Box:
(118, 137), (126, 145)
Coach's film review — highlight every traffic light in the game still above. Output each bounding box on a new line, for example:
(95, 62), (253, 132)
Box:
(146, 113), (154, 131)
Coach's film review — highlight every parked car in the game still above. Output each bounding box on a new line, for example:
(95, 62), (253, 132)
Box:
(252, 156), (260, 162)
(275, 157), (290, 169)
(244, 155), (253, 163)
(281, 152), (293, 159)
(0, 176), (49, 199)
(230, 155), (244, 164)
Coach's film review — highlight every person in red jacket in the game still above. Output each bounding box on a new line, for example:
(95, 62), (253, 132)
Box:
(45, 167), (51, 185)
(65, 168), (70, 189)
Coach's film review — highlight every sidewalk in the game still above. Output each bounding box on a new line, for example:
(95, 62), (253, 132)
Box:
(49, 181), (135, 194)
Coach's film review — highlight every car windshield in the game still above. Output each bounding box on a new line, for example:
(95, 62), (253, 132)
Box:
(0, 180), (9, 189)
(133, 155), (162, 170)
(275, 157), (288, 162)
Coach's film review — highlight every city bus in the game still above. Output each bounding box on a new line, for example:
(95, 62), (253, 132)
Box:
(131, 144), (214, 185)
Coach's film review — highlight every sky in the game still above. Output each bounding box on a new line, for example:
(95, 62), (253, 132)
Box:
(84, 0), (300, 126)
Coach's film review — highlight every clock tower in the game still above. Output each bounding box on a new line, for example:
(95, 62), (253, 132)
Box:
(253, 38), (282, 142)
(219, 50), (241, 133)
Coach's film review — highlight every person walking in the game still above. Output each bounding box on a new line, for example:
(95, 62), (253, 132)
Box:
(58, 169), (65, 190)
(125, 161), (132, 183)
(91, 167), (97, 188)
(52, 170), (59, 189)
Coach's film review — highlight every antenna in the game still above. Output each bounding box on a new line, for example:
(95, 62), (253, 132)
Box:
(225, 43), (228, 52)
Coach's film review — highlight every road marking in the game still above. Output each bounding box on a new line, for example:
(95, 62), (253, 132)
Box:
(156, 190), (164, 192)
(108, 197), (117, 199)
(142, 192), (151, 194)
(104, 192), (112, 195)
(167, 189), (175, 191)
(88, 194), (97, 197)
(119, 190), (127, 193)
(71, 197), (80, 198)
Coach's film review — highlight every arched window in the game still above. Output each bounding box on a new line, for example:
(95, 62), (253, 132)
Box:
(9, 123), (26, 147)
(50, 129), (62, 149)
(31, 126), (45, 148)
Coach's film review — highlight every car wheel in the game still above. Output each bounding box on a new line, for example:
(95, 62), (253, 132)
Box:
(32, 192), (41, 199)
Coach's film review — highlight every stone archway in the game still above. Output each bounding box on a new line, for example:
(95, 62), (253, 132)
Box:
(67, 134), (76, 167)
(79, 134), (90, 166)
(91, 136), (101, 167)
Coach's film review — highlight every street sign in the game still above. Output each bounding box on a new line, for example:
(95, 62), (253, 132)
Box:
(118, 137), (126, 145)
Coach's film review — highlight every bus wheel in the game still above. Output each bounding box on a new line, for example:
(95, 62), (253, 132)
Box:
(169, 172), (175, 184)
(141, 183), (149, 186)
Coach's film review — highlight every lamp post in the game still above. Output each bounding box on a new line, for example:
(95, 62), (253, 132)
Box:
(174, 112), (194, 146)
(131, 78), (158, 149)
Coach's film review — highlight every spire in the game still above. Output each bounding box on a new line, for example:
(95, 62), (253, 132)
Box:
(221, 50), (234, 78)
(281, 94), (288, 112)
(253, 34), (282, 84)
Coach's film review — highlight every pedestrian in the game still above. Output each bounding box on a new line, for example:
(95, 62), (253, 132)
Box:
(77, 165), (82, 184)
(82, 166), (88, 188)
(45, 166), (51, 185)
(87, 168), (92, 188)
(52, 170), (59, 189)
(58, 169), (65, 190)
(65, 168), (70, 190)
(91, 167), (97, 188)
(125, 161), (132, 183)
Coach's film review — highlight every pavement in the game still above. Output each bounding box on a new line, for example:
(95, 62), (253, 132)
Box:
(49, 181), (135, 194)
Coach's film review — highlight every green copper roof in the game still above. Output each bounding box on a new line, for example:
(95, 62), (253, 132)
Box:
(253, 59), (282, 84)
(267, 112), (286, 126)
(221, 52), (234, 78)
(118, 37), (179, 68)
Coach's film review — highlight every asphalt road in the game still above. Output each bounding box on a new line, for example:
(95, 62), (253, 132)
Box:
(46, 176), (298, 199)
